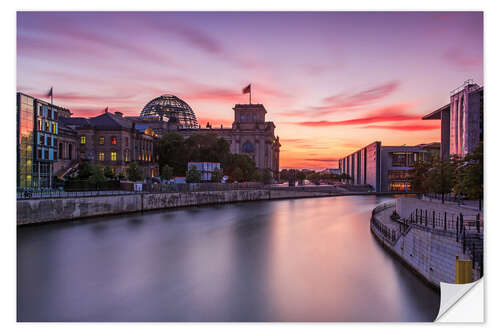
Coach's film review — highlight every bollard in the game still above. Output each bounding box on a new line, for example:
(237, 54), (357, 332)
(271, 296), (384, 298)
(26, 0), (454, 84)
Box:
(460, 213), (464, 233)
(433, 211), (435, 228)
(476, 214), (480, 233)
(456, 217), (459, 242)
(456, 257), (473, 284)
(425, 210), (428, 226)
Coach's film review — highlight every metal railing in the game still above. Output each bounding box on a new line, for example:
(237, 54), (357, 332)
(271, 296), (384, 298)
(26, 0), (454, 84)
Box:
(17, 182), (269, 200)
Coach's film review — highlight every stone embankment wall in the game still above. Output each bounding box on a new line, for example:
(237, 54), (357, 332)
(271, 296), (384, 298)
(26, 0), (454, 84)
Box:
(371, 197), (483, 289)
(17, 189), (331, 225)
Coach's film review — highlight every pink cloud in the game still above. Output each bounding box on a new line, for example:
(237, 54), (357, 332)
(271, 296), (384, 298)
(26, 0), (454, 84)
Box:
(294, 103), (416, 127)
(362, 122), (441, 131)
(443, 46), (482, 69)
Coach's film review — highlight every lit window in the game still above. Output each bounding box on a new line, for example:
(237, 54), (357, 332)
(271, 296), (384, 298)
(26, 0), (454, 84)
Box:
(98, 152), (105, 161)
(111, 136), (117, 145)
(52, 123), (56, 133)
(99, 137), (105, 145)
(125, 150), (129, 162)
(80, 136), (86, 144)
(111, 151), (117, 161)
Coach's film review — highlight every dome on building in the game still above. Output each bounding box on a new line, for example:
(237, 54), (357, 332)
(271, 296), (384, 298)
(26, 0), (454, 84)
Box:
(140, 94), (199, 129)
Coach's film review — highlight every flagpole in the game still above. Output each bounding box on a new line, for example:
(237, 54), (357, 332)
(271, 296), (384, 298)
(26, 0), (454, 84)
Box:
(50, 87), (53, 105)
(249, 86), (252, 104)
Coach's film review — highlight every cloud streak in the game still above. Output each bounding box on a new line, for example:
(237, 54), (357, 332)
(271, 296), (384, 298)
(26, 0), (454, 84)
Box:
(294, 103), (417, 127)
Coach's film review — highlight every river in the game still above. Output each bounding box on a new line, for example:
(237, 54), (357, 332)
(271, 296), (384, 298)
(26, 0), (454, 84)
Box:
(17, 195), (440, 321)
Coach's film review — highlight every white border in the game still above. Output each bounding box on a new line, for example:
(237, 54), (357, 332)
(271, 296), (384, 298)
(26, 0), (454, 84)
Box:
(2, 0), (499, 331)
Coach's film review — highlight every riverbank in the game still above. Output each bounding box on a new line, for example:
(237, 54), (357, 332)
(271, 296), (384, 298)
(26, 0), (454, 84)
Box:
(17, 189), (357, 225)
(370, 197), (483, 289)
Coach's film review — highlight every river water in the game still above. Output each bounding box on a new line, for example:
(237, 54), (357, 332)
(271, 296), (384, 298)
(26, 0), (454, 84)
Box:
(17, 195), (440, 322)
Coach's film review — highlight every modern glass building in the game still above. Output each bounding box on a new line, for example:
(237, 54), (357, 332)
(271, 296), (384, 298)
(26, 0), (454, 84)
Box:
(338, 142), (434, 192)
(17, 92), (68, 189)
(17, 93), (35, 189)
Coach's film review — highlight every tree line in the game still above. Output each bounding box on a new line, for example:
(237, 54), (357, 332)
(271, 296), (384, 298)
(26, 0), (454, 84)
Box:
(279, 169), (351, 185)
(409, 142), (483, 208)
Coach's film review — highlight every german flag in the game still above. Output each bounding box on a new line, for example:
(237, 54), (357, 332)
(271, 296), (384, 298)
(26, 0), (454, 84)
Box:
(242, 84), (251, 94)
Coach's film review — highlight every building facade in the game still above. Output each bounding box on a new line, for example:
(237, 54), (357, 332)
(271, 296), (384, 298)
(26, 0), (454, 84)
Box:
(339, 142), (431, 192)
(61, 111), (159, 178)
(423, 80), (483, 159)
(17, 93), (70, 189)
(130, 95), (281, 178)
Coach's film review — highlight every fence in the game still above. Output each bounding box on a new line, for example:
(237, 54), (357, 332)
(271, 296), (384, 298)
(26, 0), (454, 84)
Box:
(17, 182), (268, 200)
(372, 202), (483, 277)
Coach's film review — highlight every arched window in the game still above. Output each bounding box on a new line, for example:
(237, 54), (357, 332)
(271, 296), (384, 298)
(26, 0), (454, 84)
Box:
(242, 141), (254, 153)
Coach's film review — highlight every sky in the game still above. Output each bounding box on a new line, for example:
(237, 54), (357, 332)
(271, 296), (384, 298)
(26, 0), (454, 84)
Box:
(17, 11), (483, 170)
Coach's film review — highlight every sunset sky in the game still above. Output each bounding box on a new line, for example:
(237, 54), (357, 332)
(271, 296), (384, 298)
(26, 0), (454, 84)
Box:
(17, 11), (483, 169)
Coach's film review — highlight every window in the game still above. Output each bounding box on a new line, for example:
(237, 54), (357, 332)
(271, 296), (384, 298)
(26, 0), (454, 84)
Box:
(45, 121), (50, 132)
(54, 150), (58, 161)
(38, 120), (42, 131)
(99, 137), (105, 145)
(388, 170), (408, 180)
(52, 123), (56, 133)
(111, 136), (117, 145)
(242, 141), (254, 153)
(125, 150), (129, 162)
(125, 137), (129, 146)
(80, 136), (86, 144)
(98, 152), (105, 161)
(111, 151), (117, 161)
(390, 181), (411, 192)
(391, 152), (407, 167)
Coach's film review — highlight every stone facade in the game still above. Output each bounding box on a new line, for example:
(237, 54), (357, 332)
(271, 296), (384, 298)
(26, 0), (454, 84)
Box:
(132, 103), (281, 178)
(60, 111), (159, 178)
(371, 197), (483, 288)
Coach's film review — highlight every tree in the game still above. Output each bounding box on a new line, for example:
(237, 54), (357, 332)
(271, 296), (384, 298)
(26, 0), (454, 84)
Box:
(232, 167), (244, 183)
(454, 142), (483, 209)
(103, 166), (115, 179)
(279, 169), (289, 183)
(211, 167), (223, 183)
(307, 172), (321, 185)
(296, 170), (306, 185)
(261, 168), (273, 184)
(425, 158), (457, 203)
(186, 165), (202, 183)
(77, 161), (92, 179)
(158, 132), (189, 177)
(409, 157), (434, 197)
(161, 164), (174, 181)
(88, 164), (106, 185)
(126, 162), (144, 182)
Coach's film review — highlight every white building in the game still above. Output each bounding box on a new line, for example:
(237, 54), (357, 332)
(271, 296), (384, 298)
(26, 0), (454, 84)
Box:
(187, 162), (222, 182)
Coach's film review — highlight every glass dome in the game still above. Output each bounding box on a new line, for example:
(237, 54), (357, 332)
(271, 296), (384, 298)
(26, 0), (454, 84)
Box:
(140, 94), (199, 129)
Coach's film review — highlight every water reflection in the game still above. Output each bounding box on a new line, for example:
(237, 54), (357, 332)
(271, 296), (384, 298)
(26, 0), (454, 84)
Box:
(17, 195), (439, 322)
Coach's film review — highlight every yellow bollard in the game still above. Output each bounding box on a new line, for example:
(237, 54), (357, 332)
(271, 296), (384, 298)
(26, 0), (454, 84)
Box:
(455, 256), (473, 284)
